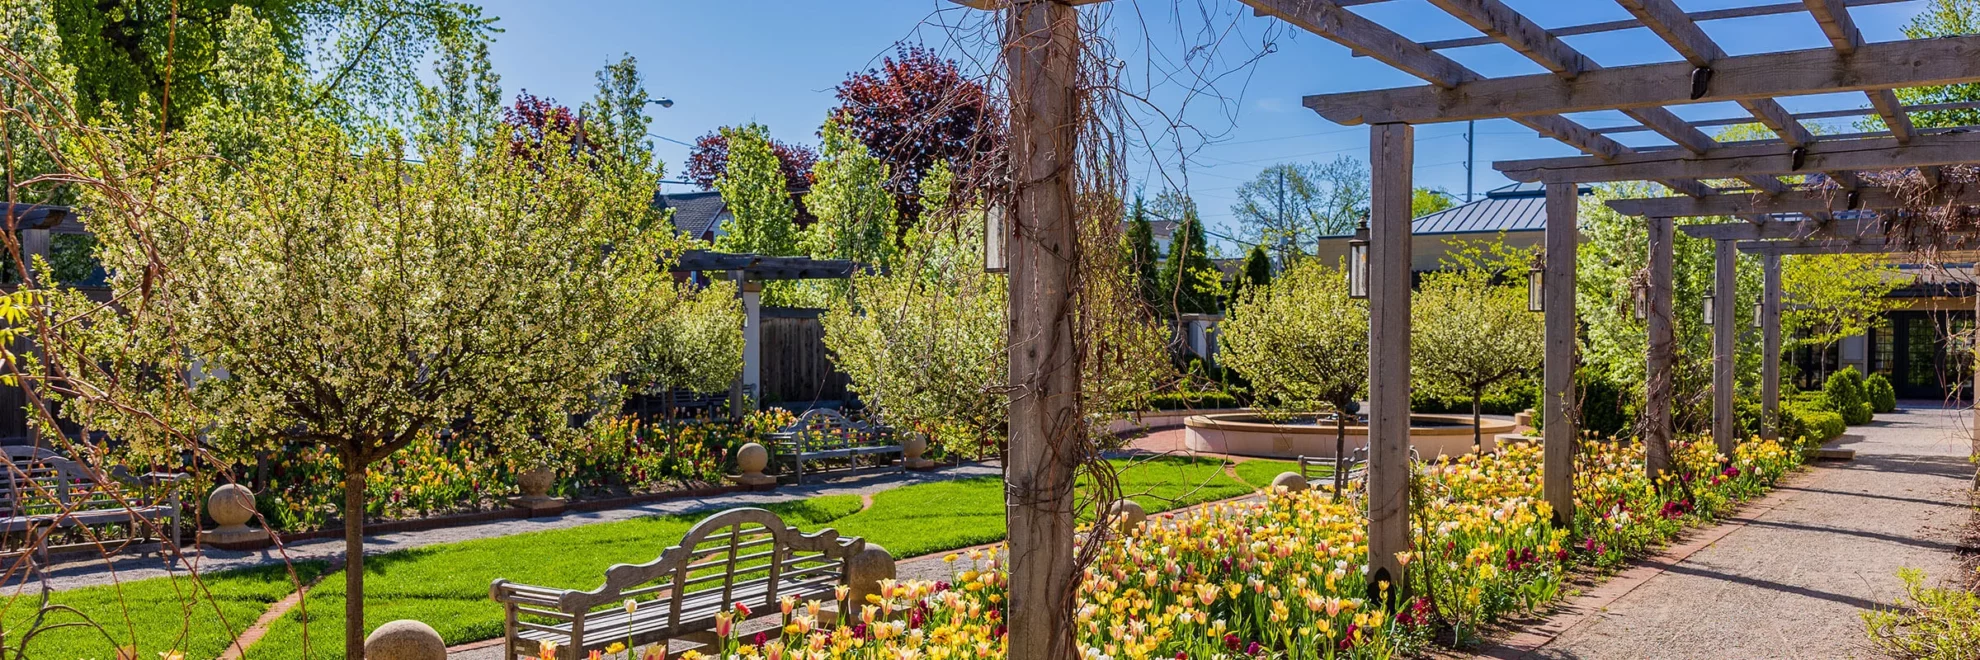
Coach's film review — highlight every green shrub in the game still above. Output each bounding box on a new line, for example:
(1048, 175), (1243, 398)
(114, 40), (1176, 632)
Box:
(1781, 405), (1846, 443)
(1866, 373), (1898, 413)
(1575, 369), (1632, 439)
(1792, 391), (1835, 412)
(1861, 567), (1980, 659)
(1142, 390), (1241, 412)
(1826, 367), (1874, 425)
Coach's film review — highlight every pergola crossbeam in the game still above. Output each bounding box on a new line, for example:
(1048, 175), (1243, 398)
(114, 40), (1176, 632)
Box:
(1305, 34), (1980, 126)
(1387, 0), (1915, 54)
(1497, 131), (1980, 184)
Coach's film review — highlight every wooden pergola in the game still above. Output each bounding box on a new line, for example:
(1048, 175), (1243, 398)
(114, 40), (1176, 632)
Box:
(668, 250), (864, 411)
(1242, 0), (1980, 597)
(961, 1), (1980, 655)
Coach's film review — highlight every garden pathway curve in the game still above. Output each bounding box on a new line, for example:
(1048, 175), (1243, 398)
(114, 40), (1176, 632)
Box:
(1513, 402), (1974, 659)
(31, 463), (1000, 593)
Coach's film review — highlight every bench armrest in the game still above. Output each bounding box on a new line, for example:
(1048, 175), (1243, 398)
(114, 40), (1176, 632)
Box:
(137, 472), (189, 487)
(490, 578), (582, 613)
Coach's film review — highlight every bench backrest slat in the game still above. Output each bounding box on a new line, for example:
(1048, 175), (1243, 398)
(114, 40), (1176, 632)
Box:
(577, 507), (864, 617)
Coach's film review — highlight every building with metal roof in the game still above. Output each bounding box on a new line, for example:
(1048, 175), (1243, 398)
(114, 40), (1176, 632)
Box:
(1314, 182), (1586, 272)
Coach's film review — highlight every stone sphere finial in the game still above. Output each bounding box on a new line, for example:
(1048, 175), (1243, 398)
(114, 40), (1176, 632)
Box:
(847, 543), (896, 606)
(1270, 472), (1311, 492)
(1106, 498), (1147, 533)
(730, 442), (776, 488)
(364, 619), (446, 660)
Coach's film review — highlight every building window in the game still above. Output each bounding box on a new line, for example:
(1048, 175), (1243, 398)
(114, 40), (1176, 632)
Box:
(1872, 322), (1894, 377)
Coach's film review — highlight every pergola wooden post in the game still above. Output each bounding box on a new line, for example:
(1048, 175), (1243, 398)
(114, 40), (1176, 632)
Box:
(1763, 253), (1783, 441)
(1002, 0), (1082, 657)
(1366, 122), (1414, 597)
(1713, 239), (1737, 453)
(1645, 216), (1676, 481)
(1542, 182), (1578, 523)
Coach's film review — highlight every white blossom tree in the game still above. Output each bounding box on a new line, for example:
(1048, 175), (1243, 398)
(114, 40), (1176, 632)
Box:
(1219, 259), (1367, 495)
(1410, 241), (1545, 453)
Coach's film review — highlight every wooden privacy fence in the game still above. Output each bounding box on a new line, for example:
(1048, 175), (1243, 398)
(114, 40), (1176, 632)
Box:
(760, 308), (852, 409)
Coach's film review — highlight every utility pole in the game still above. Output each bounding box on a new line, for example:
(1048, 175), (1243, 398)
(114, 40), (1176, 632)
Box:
(1002, 1), (1081, 658)
(1465, 119), (1476, 202)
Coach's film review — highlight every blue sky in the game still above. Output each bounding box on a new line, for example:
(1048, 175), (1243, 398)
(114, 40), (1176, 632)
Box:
(476, 0), (1938, 252)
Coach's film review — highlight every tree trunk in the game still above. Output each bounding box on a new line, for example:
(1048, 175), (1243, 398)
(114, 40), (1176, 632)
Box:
(344, 460), (368, 659)
(1472, 389), (1484, 454)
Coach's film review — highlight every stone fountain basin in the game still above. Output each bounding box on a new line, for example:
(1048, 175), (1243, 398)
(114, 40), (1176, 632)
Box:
(1183, 412), (1516, 459)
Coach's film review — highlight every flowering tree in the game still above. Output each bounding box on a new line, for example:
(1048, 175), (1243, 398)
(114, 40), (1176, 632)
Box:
(1782, 254), (1908, 377)
(713, 124), (800, 257)
(831, 44), (1004, 216)
(683, 126), (818, 192)
(41, 14), (674, 656)
(1410, 241), (1545, 452)
(1219, 259), (1366, 494)
(804, 116), (899, 272)
(628, 281), (745, 412)
(822, 164), (1007, 457)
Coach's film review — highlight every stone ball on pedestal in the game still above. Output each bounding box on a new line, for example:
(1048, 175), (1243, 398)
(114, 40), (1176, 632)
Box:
(847, 543), (896, 606)
(1271, 472), (1311, 492)
(364, 619), (446, 660)
(207, 483), (257, 531)
(1106, 498), (1147, 532)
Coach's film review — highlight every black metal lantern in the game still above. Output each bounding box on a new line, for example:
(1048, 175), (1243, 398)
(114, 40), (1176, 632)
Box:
(1347, 220), (1370, 300)
(984, 204), (1007, 273)
(1526, 254), (1545, 313)
(1702, 285), (1716, 324)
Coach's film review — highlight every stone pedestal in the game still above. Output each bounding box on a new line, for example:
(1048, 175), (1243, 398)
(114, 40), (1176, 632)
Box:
(901, 434), (936, 470)
(1513, 408), (1535, 430)
(204, 483), (272, 550)
(507, 465), (566, 514)
(727, 442), (777, 490)
(365, 619), (447, 660)
(847, 543), (896, 607)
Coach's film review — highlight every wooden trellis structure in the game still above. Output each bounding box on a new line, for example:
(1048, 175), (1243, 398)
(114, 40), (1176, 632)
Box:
(1241, 0), (1980, 598)
(961, 0), (1980, 654)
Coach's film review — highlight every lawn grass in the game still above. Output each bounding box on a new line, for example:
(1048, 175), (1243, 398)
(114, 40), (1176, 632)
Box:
(0, 560), (325, 659)
(1231, 456), (1321, 489)
(216, 456), (1294, 656)
(249, 496), (863, 659)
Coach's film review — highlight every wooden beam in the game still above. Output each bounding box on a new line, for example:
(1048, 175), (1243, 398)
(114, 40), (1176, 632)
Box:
(1397, 0), (1914, 54)
(1425, 0), (1590, 77)
(1712, 239), (1737, 455)
(1305, 34), (1980, 125)
(1246, 0), (1631, 161)
(1003, 0), (1081, 656)
(1592, 100), (1980, 136)
(1800, 0), (1918, 143)
(1542, 182), (1578, 526)
(1675, 217), (1886, 240)
(1606, 0), (1826, 147)
(1497, 131), (1980, 184)
(1614, 185), (1980, 218)
(1247, 0), (1469, 87)
(1646, 217), (1676, 482)
(1762, 253), (1781, 441)
(1366, 123), (1413, 602)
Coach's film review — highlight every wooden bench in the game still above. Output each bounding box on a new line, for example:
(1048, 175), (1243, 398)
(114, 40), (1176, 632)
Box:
(0, 446), (186, 563)
(768, 408), (901, 484)
(490, 507), (867, 660)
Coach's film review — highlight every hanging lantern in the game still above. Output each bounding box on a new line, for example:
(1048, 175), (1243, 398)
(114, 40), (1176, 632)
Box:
(1631, 281), (1649, 321)
(984, 203), (1007, 273)
(1526, 253), (1545, 313)
(1347, 221), (1370, 300)
(1753, 300), (1764, 328)
(1702, 285), (1716, 324)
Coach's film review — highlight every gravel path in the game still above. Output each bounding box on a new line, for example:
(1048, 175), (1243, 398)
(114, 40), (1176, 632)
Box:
(1522, 402), (1974, 660)
(29, 462), (1001, 593)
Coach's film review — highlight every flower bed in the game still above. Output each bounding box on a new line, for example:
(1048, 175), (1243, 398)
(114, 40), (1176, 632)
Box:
(244, 410), (792, 532)
(655, 434), (1804, 659)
